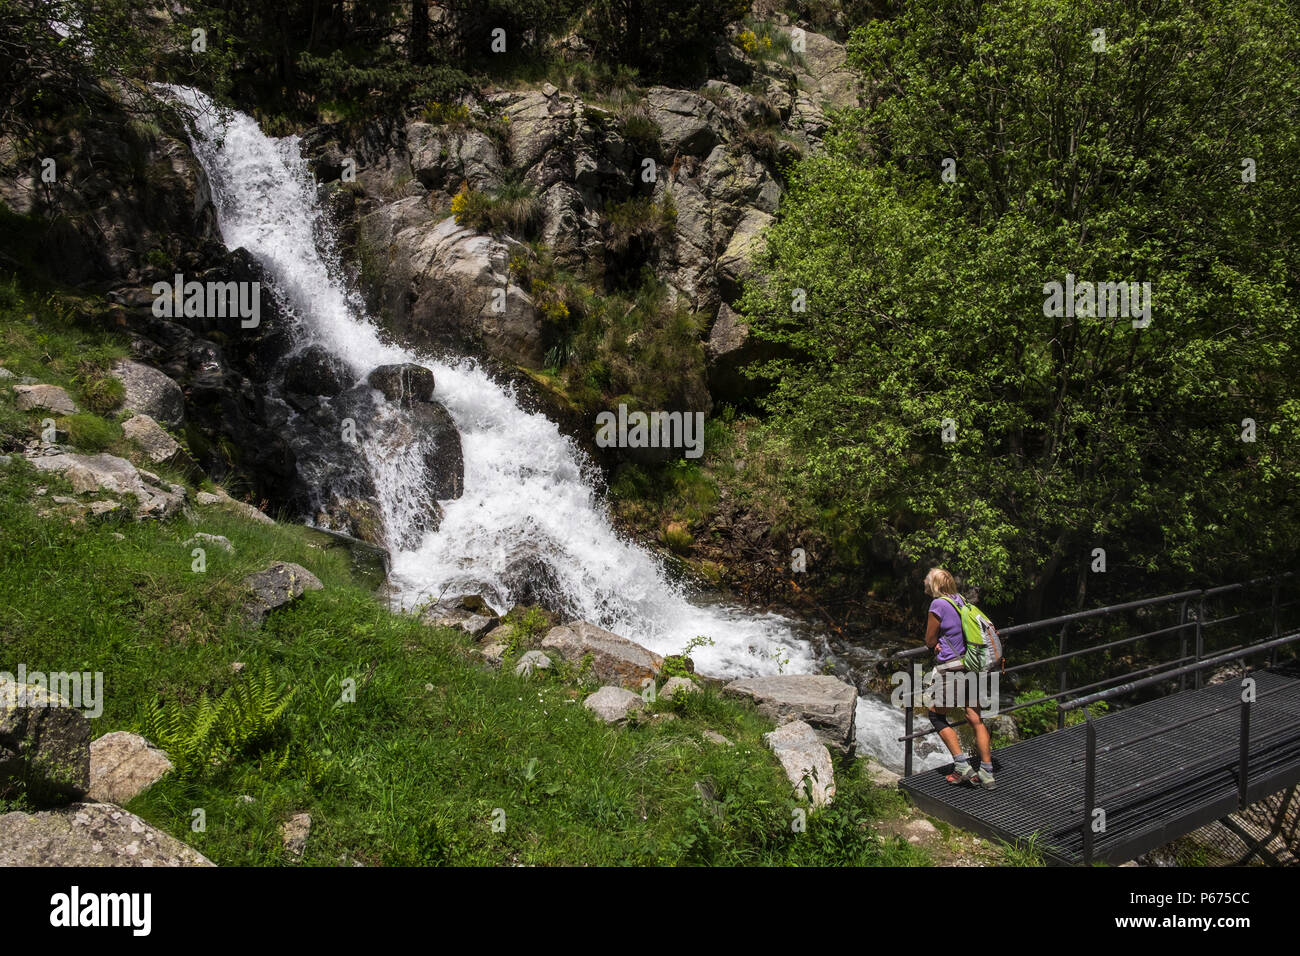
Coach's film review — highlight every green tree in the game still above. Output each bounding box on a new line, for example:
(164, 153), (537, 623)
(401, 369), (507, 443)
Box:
(742, 0), (1300, 613)
(586, 0), (750, 80)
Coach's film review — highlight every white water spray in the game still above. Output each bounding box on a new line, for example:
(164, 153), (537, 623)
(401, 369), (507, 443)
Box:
(161, 85), (922, 765)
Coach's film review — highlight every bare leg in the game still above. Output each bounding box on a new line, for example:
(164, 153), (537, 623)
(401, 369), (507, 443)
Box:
(965, 706), (992, 764)
(927, 708), (963, 756)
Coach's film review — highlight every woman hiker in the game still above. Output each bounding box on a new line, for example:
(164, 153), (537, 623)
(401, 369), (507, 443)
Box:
(922, 567), (996, 789)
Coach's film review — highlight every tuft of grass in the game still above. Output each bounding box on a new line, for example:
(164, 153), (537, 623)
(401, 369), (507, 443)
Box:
(451, 178), (543, 239)
(59, 412), (121, 452)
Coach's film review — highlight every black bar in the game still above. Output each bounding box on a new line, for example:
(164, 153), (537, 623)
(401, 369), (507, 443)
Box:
(1057, 622), (1070, 731)
(1179, 598), (1189, 692)
(1194, 594), (1205, 690)
(1082, 714), (1096, 866)
(1238, 694), (1251, 809)
(904, 705), (914, 777)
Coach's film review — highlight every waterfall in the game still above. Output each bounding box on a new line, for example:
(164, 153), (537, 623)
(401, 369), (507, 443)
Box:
(159, 84), (934, 769)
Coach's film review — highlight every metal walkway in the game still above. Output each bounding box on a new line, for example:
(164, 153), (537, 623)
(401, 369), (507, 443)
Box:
(901, 663), (1300, 864)
(891, 575), (1300, 864)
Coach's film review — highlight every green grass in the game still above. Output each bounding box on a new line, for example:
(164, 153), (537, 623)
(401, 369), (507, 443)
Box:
(0, 277), (127, 428)
(0, 452), (931, 866)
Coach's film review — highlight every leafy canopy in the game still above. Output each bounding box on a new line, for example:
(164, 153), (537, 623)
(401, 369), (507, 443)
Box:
(742, 0), (1300, 604)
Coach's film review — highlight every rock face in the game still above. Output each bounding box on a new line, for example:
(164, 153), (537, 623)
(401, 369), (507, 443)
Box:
(0, 803), (214, 866)
(646, 87), (725, 156)
(12, 384), (78, 415)
(0, 681), (91, 804)
(242, 562), (324, 624)
(112, 359), (186, 427)
(88, 732), (173, 805)
(361, 212), (543, 368)
(764, 720), (835, 807)
(540, 621), (663, 688)
(26, 452), (185, 519)
(583, 686), (646, 723)
(723, 674), (858, 755)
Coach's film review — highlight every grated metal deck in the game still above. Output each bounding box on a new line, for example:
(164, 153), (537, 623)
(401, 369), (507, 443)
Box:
(899, 666), (1300, 864)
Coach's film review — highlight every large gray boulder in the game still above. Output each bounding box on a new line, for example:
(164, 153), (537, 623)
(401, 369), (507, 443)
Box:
(12, 384), (78, 415)
(764, 719), (835, 807)
(112, 359), (185, 427)
(0, 803), (213, 866)
(0, 681), (91, 804)
(583, 686), (646, 723)
(88, 732), (173, 805)
(368, 363), (436, 405)
(26, 452), (185, 519)
(540, 621), (663, 688)
(723, 674), (858, 754)
(646, 87), (726, 156)
(242, 562), (324, 625)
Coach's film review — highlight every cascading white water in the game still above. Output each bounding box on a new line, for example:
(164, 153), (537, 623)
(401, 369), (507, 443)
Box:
(161, 85), (932, 768)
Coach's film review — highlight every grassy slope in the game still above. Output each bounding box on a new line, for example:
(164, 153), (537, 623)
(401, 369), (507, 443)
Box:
(0, 281), (969, 866)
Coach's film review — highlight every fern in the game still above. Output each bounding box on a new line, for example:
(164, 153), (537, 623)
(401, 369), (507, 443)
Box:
(143, 670), (294, 778)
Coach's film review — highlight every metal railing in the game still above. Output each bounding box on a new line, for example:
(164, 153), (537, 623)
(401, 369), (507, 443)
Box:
(893, 573), (1299, 777)
(1070, 632), (1300, 862)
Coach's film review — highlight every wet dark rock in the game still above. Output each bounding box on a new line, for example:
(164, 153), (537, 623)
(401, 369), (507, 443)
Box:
(368, 363), (436, 405)
(284, 345), (353, 396)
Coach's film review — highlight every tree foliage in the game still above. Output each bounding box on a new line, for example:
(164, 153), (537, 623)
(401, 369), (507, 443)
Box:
(742, 0), (1300, 609)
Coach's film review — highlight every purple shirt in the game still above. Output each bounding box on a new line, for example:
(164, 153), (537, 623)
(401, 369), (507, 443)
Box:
(929, 595), (966, 662)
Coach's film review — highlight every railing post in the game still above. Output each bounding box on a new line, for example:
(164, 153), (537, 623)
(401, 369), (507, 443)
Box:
(1194, 592), (1205, 690)
(904, 704), (914, 778)
(1178, 598), (1190, 692)
(1238, 693), (1251, 809)
(1082, 709), (1096, 865)
(1058, 623), (1071, 731)
(1270, 582), (1281, 669)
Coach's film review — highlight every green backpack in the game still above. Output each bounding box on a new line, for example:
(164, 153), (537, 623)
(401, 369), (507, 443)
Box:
(940, 596), (1005, 673)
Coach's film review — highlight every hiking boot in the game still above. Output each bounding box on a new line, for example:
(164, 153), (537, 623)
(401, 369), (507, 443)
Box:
(973, 766), (997, 790)
(946, 763), (977, 785)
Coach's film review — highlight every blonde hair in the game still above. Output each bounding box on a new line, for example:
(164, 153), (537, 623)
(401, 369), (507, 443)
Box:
(924, 567), (959, 598)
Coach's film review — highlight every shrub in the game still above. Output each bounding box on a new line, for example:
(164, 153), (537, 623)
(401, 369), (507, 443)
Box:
(618, 107), (662, 157)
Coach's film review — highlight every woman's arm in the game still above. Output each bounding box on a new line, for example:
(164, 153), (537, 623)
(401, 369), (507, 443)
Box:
(924, 611), (941, 651)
